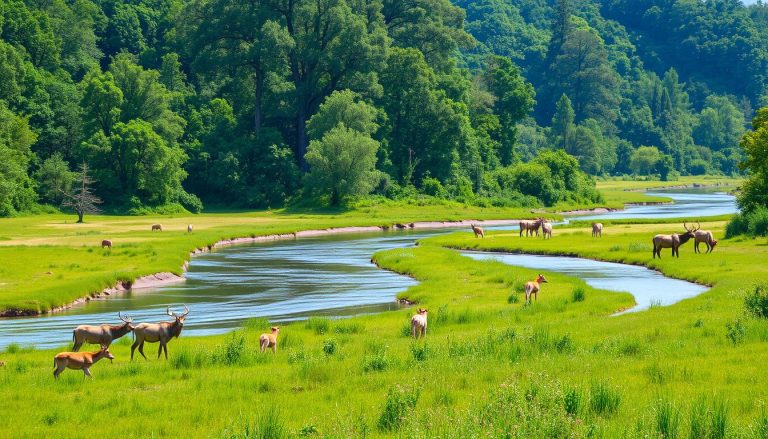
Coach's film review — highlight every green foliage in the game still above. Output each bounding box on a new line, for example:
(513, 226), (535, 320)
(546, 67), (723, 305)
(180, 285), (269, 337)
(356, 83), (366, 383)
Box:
(589, 380), (621, 416)
(571, 286), (586, 302)
(725, 319), (746, 346)
(0, 102), (37, 216)
(377, 385), (420, 432)
(744, 284), (768, 319)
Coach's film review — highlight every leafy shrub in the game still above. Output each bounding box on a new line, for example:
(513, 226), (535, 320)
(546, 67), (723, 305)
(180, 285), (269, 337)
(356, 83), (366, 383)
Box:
(421, 177), (447, 198)
(377, 385), (420, 432)
(322, 339), (337, 356)
(362, 343), (391, 372)
(726, 206), (768, 237)
(410, 343), (429, 362)
(744, 284), (768, 318)
(564, 388), (581, 416)
(725, 319), (745, 345)
(212, 333), (249, 366)
(507, 293), (520, 304)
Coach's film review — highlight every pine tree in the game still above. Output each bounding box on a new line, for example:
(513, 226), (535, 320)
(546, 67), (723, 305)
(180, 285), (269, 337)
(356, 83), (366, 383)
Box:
(61, 163), (102, 223)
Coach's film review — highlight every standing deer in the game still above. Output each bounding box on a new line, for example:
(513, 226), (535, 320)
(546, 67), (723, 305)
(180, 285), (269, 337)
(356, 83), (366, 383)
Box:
(694, 230), (717, 253)
(187, 224), (193, 233)
(470, 224), (485, 238)
(101, 239), (113, 249)
(53, 345), (114, 379)
(151, 224), (163, 232)
(411, 308), (428, 339)
(519, 218), (543, 237)
(524, 274), (548, 304)
(131, 305), (189, 360)
(72, 312), (134, 351)
(652, 222), (700, 258)
(259, 327), (280, 353)
(541, 221), (553, 239)
(592, 223), (603, 238)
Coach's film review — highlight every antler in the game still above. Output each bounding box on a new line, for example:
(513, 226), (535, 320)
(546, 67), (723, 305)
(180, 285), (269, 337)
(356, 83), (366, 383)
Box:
(694, 221), (701, 232)
(181, 304), (190, 317)
(166, 306), (176, 318)
(118, 311), (132, 323)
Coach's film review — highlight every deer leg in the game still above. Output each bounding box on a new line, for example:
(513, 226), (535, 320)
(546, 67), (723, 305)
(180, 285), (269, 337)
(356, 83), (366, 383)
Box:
(54, 364), (64, 379)
(130, 340), (138, 361)
(157, 342), (164, 359)
(82, 367), (92, 379)
(138, 342), (147, 360)
(163, 343), (169, 360)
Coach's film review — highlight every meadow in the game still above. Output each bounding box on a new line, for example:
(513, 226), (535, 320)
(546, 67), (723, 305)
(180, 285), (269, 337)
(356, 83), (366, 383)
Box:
(2, 178), (763, 437)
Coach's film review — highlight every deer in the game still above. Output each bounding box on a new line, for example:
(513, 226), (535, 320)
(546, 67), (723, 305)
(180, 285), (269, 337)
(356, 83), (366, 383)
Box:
(524, 274), (548, 305)
(53, 345), (114, 379)
(101, 239), (112, 249)
(470, 224), (485, 238)
(592, 223), (603, 238)
(411, 308), (428, 339)
(694, 230), (717, 253)
(259, 327), (280, 353)
(187, 224), (193, 233)
(652, 222), (700, 258)
(151, 224), (163, 232)
(72, 312), (134, 351)
(520, 218), (544, 237)
(131, 305), (189, 360)
(541, 221), (553, 239)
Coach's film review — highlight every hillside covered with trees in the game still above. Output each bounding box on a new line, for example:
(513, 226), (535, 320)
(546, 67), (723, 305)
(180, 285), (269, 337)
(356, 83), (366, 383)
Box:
(0, 0), (765, 214)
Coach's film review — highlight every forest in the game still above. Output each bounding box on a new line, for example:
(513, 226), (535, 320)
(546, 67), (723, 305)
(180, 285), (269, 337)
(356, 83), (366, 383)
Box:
(0, 0), (766, 214)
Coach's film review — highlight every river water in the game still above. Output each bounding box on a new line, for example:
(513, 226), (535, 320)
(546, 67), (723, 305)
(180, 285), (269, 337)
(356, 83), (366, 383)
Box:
(0, 189), (736, 349)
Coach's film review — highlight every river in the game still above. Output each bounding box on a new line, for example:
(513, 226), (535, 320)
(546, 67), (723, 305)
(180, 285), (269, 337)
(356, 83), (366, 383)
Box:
(0, 189), (736, 349)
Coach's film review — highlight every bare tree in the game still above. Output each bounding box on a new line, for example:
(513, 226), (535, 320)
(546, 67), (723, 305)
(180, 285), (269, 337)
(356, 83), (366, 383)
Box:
(61, 163), (102, 223)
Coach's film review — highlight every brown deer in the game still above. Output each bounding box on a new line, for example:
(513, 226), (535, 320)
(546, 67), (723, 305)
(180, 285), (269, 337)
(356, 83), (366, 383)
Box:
(541, 221), (553, 239)
(592, 223), (603, 238)
(131, 305), (189, 360)
(524, 274), (548, 304)
(470, 224), (485, 238)
(101, 239), (112, 249)
(72, 312), (134, 351)
(411, 308), (428, 339)
(151, 224), (163, 231)
(694, 230), (717, 253)
(652, 222), (700, 258)
(259, 327), (280, 353)
(53, 345), (114, 379)
(519, 218), (543, 237)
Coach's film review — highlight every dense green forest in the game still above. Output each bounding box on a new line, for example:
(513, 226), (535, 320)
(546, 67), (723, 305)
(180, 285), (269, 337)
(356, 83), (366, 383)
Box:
(0, 0), (766, 214)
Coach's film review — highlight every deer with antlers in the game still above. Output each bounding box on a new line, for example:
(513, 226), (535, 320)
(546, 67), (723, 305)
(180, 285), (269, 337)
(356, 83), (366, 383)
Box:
(131, 305), (189, 360)
(519, 218), (544, 237)
(652, 222), (700, 258)
(72, 312), (134, 351)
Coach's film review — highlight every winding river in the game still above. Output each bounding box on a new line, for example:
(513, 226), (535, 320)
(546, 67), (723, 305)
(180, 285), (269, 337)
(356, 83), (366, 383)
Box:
(0, 189), (736, 349)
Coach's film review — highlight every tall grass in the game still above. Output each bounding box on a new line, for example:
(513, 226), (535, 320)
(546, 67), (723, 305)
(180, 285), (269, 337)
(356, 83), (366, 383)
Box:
(378, 385), (420, 432)
(654, 398), (680, 439)
(590, 381), (621, 417)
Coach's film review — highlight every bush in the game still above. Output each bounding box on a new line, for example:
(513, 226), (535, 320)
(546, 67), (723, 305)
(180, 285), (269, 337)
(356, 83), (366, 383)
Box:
(377, 385), (420, 432)
(322, 339), (337, 356)
(362, 343), (392, 372)
(421, 177), (447, 198)
(725, 318), (745, 345)
(571, 287), (586, 302)
(726, 206), (768, 237)
(745, 284), (768, 318)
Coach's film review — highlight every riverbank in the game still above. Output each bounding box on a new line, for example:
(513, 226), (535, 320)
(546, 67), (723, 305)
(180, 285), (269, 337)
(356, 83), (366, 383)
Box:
(3, 218), (768, 437)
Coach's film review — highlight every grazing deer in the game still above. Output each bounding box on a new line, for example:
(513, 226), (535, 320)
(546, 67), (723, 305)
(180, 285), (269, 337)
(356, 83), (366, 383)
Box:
(541, 221), (553, 239)
(519, 218), (543, 237)
(53, 345), (114, 379)
(101, 239), (112, 249)
(411, 308), (428, 339)
(151, 224), (163, 232)
(259, 327), (280, 353)
(131, 305), (189, 360)
(471, 224), (485, 238)
(592, 223), (603, 238)
(524, 274), (548, 305)
(72, 312), (134, 351)
(694, 230), (717, 254)
(187, 224), (193, 233)
(653, 222), (700, 258)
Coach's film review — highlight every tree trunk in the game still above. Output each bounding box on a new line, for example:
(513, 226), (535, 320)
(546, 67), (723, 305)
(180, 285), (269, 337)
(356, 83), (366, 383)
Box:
(77, 208), (84, 223)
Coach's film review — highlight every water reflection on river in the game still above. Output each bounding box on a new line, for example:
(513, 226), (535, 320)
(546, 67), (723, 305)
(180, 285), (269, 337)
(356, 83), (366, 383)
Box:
(0, 189), (736, 348)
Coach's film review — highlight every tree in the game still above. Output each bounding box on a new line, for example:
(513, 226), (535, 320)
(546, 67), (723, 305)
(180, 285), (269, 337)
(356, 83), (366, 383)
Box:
(307, 90), (380, 140)
(304, 126), (381, 205)
(36, 153), (75, 205)
(551, 94), (574, 150)
(738, 106), (768, 212)
(61, 163), (102, 223)
(0, 103), (37, 216)
(630, 146), (661, 176)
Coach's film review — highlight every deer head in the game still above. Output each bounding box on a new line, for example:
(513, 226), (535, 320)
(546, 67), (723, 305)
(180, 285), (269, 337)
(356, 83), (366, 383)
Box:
(118, 312), (135, 330)
(100, 345), (115, 363)
(166, 305), (189, 337)
(683, 222), (700, 237)
(536, 274), (548, 283)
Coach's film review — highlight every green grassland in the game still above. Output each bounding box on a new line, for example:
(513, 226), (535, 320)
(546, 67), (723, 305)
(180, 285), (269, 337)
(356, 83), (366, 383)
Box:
(593, 175), (741, 209)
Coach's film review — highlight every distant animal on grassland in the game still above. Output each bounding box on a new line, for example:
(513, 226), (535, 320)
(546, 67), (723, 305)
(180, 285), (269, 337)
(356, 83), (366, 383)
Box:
(592, 223), (603, 238)
(72, 312), (134, 351)
(471, 224), (485, 238)
(0, 360), (5, 367)
(541, 222), (553, 239)
(520, 218), (544, 237)
(53, 345), (114, 379)
(411, 308), (428, 339)
(131, 305), (189, 360)
(652, 222), (699, 258)
(259, 327), (280, 353)
(187, 224), (193, 233)
(524, 274), (548, 304)
(151, 224), (163, 232)
(101, 239), (112, 249)
(694, 230), (717, 254)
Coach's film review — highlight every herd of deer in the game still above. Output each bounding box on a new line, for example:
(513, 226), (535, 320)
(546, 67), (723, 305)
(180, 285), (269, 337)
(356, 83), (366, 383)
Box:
(99, 224), (194, 250)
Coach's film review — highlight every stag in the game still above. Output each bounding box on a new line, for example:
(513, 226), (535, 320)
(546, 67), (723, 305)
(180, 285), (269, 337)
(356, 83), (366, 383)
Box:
(694, 230), (717, 254)
(592, 223), (603, 238)
(72, 312), (134, 351)
(131, 305), (189, 360)
(519, 218), (543, 237)
(470, 224), (485, 238)
(652, 222), (700, 258)
(54, 345), (114, 379)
